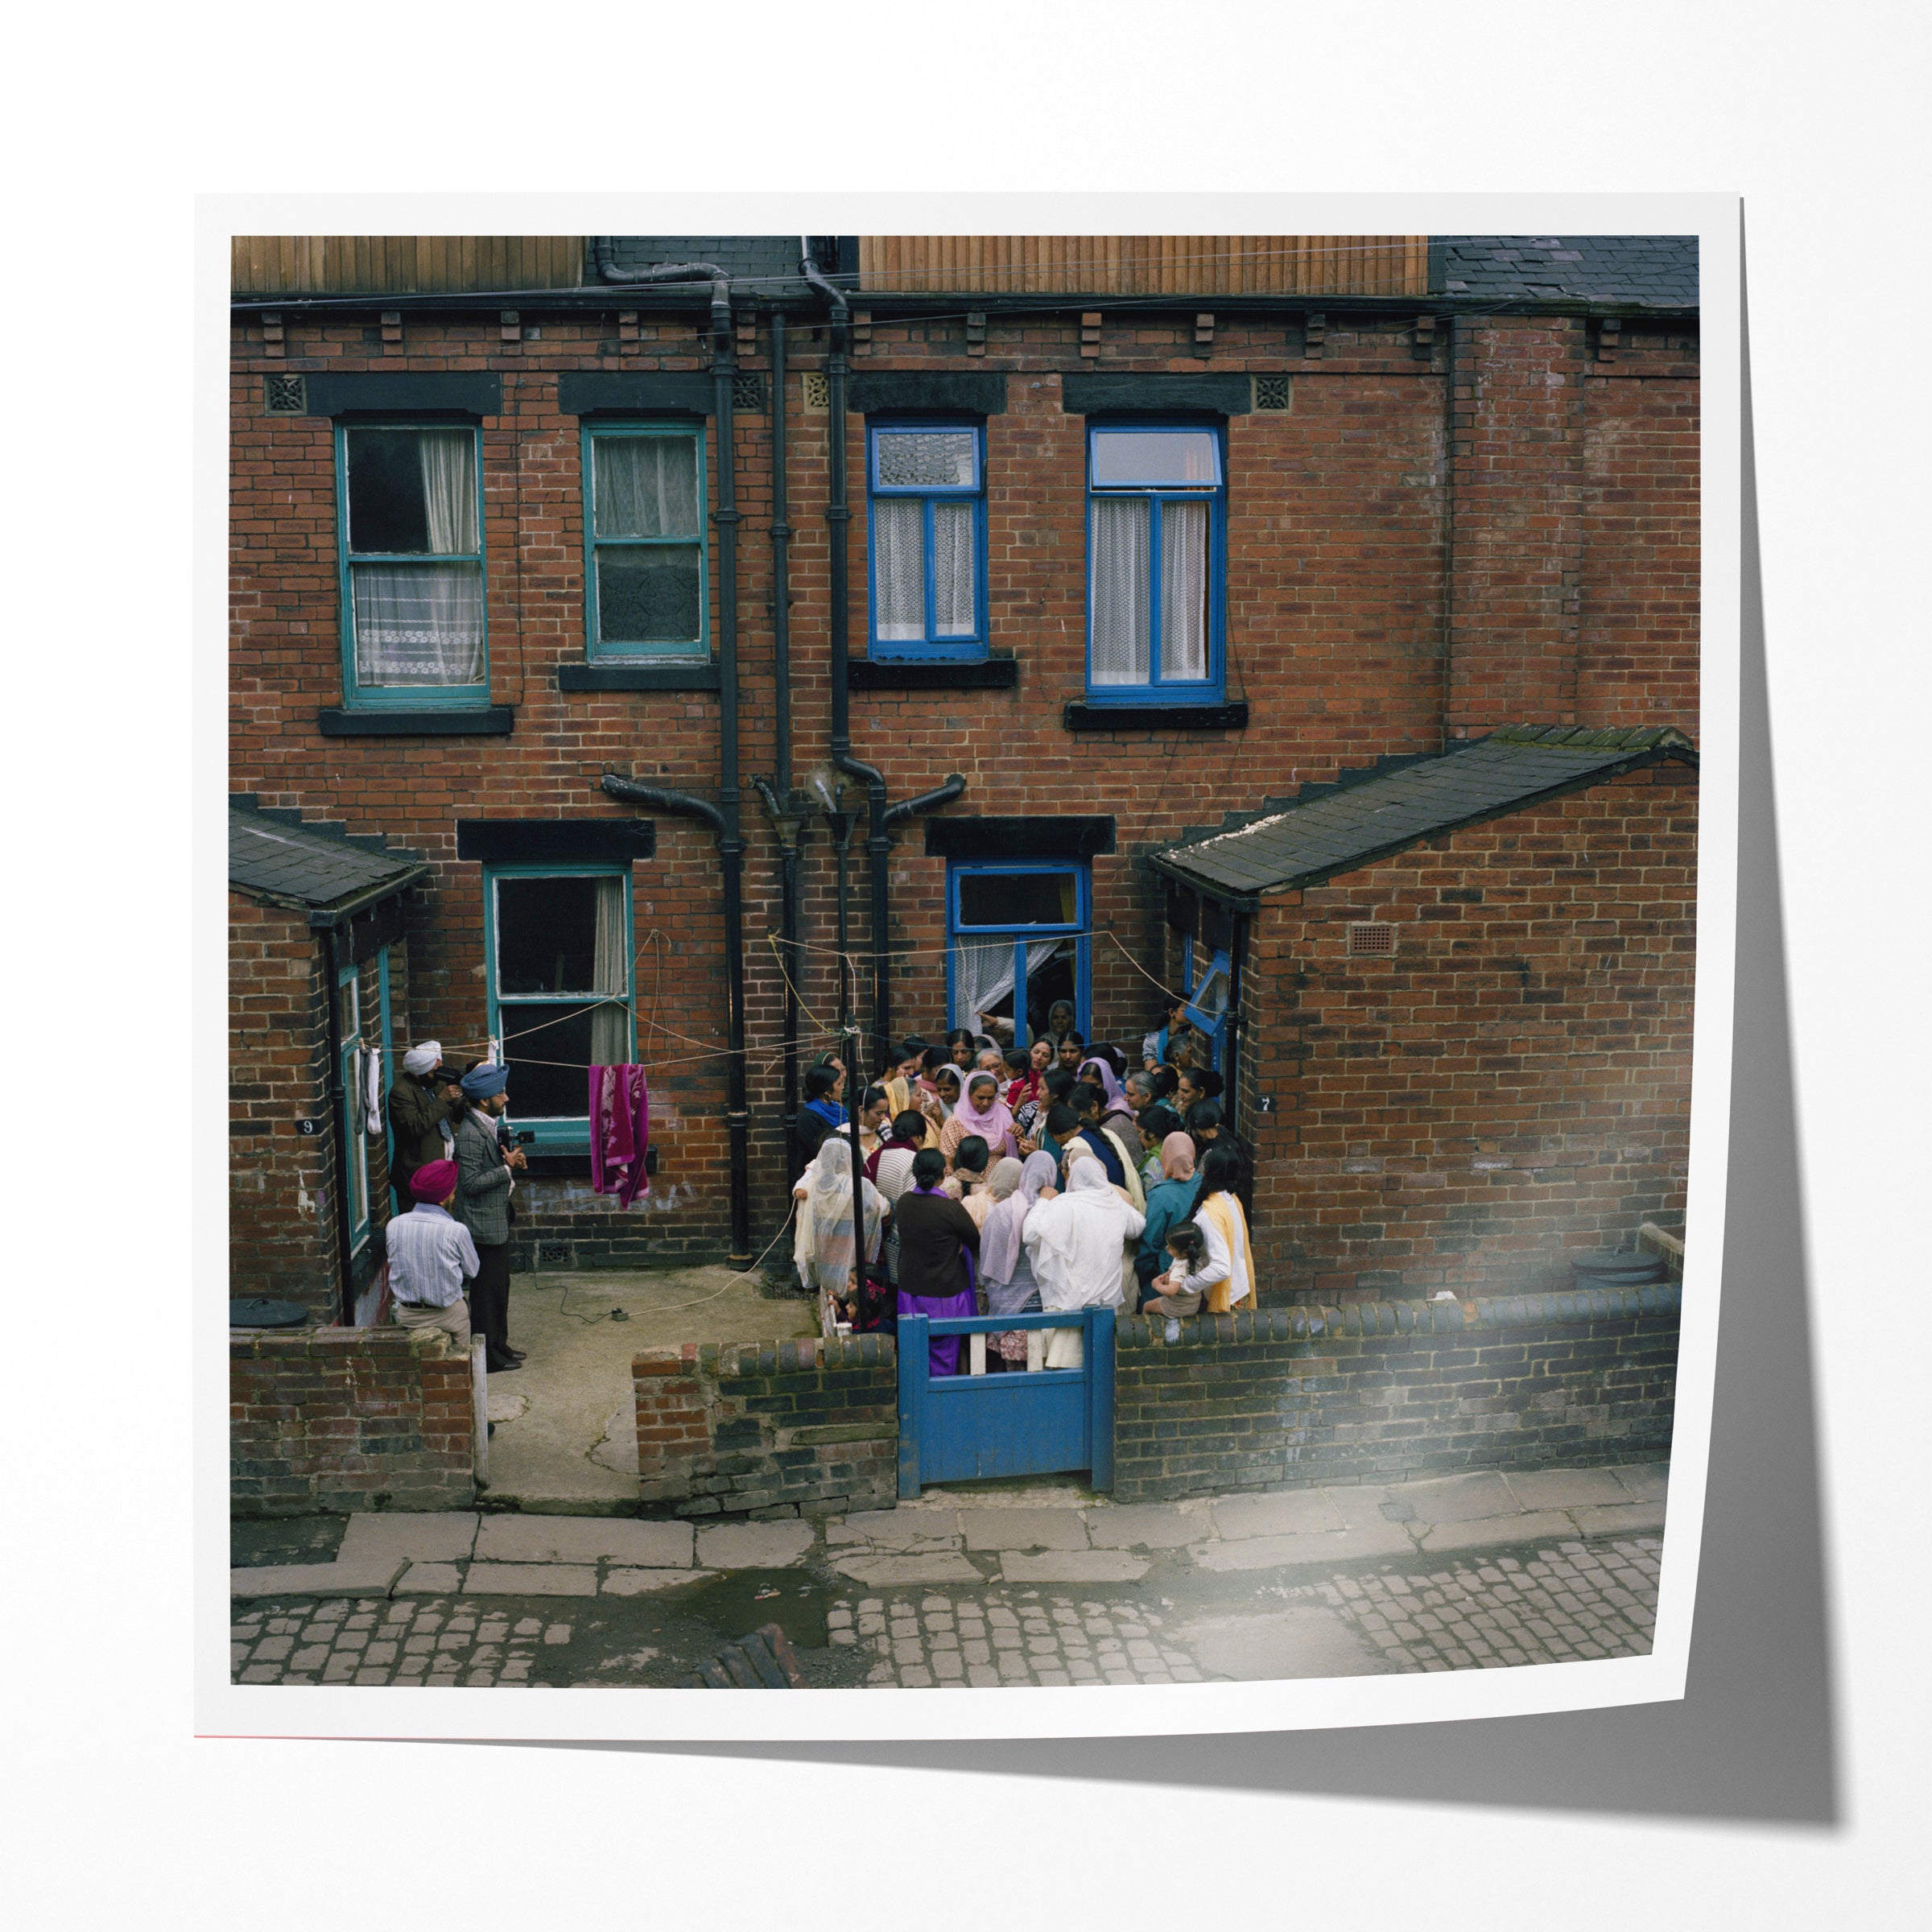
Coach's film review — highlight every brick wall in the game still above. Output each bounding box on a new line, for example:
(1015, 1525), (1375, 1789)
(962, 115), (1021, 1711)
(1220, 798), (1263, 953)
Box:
(231, 291), (1697, 1276)
(230, 1324), (476, 1516)
(229, 893), (336, 1312)
(633, 1335), (898, 1519)
(1111, 1287), (1679, 1504)
(1238, 763), (1696, 1300)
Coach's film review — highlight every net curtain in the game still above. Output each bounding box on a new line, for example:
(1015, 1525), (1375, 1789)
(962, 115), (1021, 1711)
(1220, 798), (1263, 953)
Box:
(590, 877), (630, 1067)
(952, 937), (1067, 1032)
(352, 430), (484, 687)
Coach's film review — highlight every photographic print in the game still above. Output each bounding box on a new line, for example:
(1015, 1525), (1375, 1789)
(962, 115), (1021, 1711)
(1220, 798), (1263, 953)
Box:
(213, 202), (1733, 1739)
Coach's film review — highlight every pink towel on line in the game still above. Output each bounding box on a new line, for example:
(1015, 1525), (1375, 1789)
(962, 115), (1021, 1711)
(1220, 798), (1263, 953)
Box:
(588, 1064), (651, 1208)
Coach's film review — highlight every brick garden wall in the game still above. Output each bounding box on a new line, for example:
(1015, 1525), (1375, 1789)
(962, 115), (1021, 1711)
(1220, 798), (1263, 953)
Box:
(230, 1324), (476, 1516)
(1111, 1287), (1680, 1505)
(1239, 763), (1697, 1301)
(633, 1335), (898, 1520)
(231, 293), (1697, 1279)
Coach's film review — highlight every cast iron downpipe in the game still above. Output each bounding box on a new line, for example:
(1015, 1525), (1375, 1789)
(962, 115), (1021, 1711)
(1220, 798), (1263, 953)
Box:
(800, 240), (968, 1069)
(594, 254), (752, 1261)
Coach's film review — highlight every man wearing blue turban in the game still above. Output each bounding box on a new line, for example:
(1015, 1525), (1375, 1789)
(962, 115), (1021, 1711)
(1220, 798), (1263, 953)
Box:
(455, 1060), (526, 1372)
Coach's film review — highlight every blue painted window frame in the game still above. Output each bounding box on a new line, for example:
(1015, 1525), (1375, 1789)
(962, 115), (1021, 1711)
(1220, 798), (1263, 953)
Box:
(481, 861), (636, 1150)
(580, 420), (711, 661)
(1082, 419), (1227, 705)
(945, 860), (1090, 1044)
(1182, 933), (1233, 1129)
(865, 419), (989, 662)
(334, 420), (489, 710)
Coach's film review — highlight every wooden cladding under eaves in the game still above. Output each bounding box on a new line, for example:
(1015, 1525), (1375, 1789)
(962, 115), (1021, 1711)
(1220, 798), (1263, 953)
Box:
(857, 236), (1429, 298)
(231, 236), (586, 296)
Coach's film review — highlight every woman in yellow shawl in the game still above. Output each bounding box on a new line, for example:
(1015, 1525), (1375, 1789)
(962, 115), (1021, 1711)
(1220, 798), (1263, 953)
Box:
(1165, 1140), (1255, 1314)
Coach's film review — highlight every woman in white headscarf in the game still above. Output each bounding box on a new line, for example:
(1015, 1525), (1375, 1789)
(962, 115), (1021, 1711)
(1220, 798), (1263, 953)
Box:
(1021, 1150), (1145, 1368)
(792, 1137), (886, 1335)
(980, 1150), (1056, 1368)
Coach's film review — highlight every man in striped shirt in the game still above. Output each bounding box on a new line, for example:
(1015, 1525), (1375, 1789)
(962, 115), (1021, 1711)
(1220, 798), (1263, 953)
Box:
(386, 1159), (480, 1349)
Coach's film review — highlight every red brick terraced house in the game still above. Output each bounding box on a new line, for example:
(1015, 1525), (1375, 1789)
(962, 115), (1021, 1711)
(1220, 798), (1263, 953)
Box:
(228, 233), (1699, 1321)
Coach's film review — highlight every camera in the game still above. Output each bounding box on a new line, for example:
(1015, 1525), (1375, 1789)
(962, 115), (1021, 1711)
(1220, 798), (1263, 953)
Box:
(512, 1129), (537, 1146)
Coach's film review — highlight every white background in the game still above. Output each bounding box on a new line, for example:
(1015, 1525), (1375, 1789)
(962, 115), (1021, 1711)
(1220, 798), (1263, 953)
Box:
(8, 3), (1923, 1924)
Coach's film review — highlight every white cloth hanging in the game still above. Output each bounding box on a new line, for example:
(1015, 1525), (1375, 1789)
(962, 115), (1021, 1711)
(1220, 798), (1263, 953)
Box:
(363, 1045), (385, 1137)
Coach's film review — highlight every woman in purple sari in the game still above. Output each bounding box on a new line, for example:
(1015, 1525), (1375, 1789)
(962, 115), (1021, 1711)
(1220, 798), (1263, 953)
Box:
(891, 1146), (980, 1377)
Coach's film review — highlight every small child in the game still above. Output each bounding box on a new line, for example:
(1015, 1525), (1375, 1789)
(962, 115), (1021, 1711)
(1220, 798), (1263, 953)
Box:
(1143, 1224), (1209, 1336)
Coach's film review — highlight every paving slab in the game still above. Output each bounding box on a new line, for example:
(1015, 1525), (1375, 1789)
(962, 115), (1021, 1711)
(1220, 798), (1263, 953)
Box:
(1418, 1510), (1579, 1554)
(695, 1521), (816, 1569)
(1611, 1463), (1670, 1502)
(602, 1568), (716, 1596)
(1569, 1501), (1667, 1537)
(1391, 1472), (1523, 1524)
(1177, 1604), (1393, 1682)
(1082, 1505), (1206, 1550)
(461, 1563), (599, 1597)
(827, 1509), (962, 1549)
(473, 1516), (693, 1567)
(1503, 1468), (1632, 1511)
(394, 1563), (465, 1594)
(1001, 1550), (1150, 1583)
(231, 1560), (406, 1600)
(337, 1513), (480, 1565)
(1212, 1490), (1346, 1540)
(1190, 1524), (1414, 1571)
(1323, 1485), (1396, 1530)
(959, 1509), (1090, 1552)
(832, 1554), (986, 1587)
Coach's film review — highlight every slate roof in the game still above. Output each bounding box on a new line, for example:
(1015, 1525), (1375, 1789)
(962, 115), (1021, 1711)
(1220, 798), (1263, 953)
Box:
(229, 797), (427, 917)
(1150, 725), (1697, 905)
(1430, 237), (1698, 308)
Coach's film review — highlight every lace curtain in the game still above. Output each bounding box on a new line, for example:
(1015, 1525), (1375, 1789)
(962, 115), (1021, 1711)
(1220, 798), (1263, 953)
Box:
(952, 938), (1067, 1031)
(590, 876), (630, 1066)
(1090, 497), (1150, 683)
(1160, 499), (1208, 679)
(353, 430), (483, 686)
(594, 437), (700, 537)
(933, 501), (976, 635)
(873, 498), (924, 640)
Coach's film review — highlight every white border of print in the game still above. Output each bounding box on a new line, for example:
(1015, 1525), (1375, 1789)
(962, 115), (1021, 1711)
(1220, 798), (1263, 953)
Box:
(195, 190), (1738, 1744)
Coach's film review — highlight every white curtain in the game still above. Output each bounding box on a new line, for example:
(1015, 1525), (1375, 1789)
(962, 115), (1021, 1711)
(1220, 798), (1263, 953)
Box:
(1160, 499), (1209, 679)
(952, 938), (1067, 1030)
(419, 431), (478, 552)
(595, 437), (700, 537)
(1090, 497), (1150, 683)
(352, 564), (485, 684)
(873, 497), (924, 639)
(590, 876), (630, 1066)
(933, 500), (976, 635)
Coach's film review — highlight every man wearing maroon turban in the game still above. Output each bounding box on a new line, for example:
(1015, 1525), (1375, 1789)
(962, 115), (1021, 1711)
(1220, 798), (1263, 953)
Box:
(386, 1158), (480, 1348)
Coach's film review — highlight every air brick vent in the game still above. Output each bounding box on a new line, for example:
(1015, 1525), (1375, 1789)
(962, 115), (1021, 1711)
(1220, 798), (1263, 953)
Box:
(1347, 922), (1395, 957)
(800, 372), (830, 413)
(730, 371), (766, 413)
(263, 374), (308, 414)
(1253, 374), (1294, 411)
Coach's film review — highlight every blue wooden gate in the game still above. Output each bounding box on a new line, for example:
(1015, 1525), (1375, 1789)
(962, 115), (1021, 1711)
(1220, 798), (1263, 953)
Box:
(896, 1308), (1115, 1499)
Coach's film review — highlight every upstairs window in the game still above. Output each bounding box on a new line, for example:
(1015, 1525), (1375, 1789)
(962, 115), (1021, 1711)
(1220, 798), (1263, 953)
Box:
(867, 423), (987, 659)
(336, 424), (487, 707)
(1085, 422), (1224, 702)
(582, 423), (708, 658)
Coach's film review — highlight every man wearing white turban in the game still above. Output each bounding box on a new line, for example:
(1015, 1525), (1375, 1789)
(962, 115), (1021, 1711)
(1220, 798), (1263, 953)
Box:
(1021, 1152), (1144, 1369)
(388, 1042), (460, 1212)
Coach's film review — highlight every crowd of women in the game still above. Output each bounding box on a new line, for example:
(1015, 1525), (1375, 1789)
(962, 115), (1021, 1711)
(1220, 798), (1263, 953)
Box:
(790, 1001), (1254, 1373)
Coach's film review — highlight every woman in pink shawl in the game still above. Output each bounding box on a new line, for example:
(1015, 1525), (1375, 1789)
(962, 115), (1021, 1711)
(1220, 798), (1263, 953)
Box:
(1078, 1055), (1136, 1137)
(939, 1068), (1018, 1164)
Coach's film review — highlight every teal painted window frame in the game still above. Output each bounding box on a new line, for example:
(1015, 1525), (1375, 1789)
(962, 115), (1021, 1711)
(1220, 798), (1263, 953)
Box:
(481, 861), (637, 1150)
(580, 421), (711, 662)
(334, 421), (489, 711)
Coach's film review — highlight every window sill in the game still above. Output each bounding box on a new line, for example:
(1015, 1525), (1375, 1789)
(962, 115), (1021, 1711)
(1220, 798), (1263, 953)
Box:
(519, 1146), (658, 1180)
(850, 656), (1018, 692)
(558, 663), (721, 692)
(318, 706), (514, 737)
(1063, 700), (1248, 732)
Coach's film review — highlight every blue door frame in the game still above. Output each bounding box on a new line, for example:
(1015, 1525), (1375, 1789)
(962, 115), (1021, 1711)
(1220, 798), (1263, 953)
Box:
(896, 1308), (1116, 1498)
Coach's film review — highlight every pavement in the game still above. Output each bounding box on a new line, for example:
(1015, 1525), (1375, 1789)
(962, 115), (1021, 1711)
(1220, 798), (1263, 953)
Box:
(479, 1268), (815, 1513)
(231, 1459), (1665, 1688)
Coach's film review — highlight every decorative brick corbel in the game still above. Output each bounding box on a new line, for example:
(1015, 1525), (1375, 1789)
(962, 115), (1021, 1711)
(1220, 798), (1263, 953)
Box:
(381, 310), (403, 354)
(1412, 314), (1438, 361)
(1195, 312), (1215, 351)
(262, 310), (284, 359)
(1305, 312), (1327, 359)
(1596, 315), (1621, 363)
(1080, 312), (1103, 359)
(965, 311), (987, 357)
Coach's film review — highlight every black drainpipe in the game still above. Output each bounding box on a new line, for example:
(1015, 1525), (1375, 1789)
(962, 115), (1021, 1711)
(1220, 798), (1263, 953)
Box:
(592, 246), (751, 1262)
(799, 240), (966, 1070)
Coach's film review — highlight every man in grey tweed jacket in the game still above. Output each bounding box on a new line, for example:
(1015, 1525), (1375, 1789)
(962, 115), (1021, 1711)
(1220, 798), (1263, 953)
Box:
(456, 1062), (526, 1371)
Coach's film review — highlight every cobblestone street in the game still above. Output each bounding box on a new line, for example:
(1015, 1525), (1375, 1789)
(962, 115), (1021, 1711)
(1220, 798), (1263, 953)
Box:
(231, 1461), (1664, 1689)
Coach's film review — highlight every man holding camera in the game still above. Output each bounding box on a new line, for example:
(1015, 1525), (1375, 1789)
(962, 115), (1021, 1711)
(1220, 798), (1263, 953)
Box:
(455, 1061), (527, 1373)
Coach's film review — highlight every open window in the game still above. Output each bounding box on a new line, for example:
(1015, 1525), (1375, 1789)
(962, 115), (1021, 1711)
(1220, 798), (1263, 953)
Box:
(484, 867), (634, 1148)
(947, 862), (1088, 1042)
